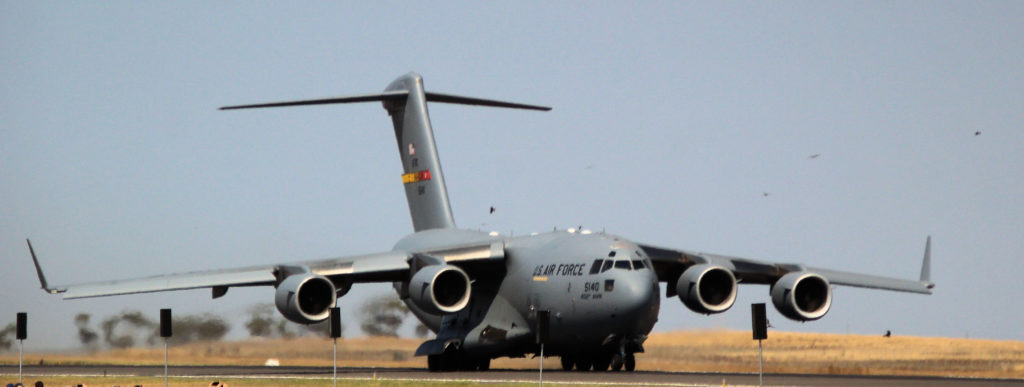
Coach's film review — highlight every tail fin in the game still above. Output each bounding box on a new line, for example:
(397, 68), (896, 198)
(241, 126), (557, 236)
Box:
(221, 72), (550, 231)
(920, 236), (933, 288)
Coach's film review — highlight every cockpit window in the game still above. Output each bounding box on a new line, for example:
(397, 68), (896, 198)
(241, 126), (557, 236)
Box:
(615, 260), (632, 270)
(601, 259), (614, 273)
(632, 259), (646, 270)
(589, 259), (603, 275)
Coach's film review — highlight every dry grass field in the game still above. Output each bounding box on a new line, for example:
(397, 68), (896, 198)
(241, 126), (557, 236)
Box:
(3, 330), (1022, 380)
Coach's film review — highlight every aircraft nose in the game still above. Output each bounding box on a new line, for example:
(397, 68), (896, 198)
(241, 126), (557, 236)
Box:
(615, 273), (659, 328)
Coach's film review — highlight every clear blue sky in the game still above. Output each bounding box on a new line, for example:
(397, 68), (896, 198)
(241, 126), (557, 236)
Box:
(2, 2), (1022, 349)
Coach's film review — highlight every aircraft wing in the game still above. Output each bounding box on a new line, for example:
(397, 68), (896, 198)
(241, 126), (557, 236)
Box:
(640, 236), (934, 296)
(26, 239), (418, 300)
(28, 238), (505, 300)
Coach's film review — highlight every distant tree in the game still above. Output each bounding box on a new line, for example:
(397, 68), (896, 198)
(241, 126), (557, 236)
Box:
(274, 319), (296, 339)
(100, 315), (133, 349)
(163, 313), (230, 344)
(74, 313), (99, 349)
(0, 322), (14, 351)
(358, 293), (409, 337)
(244, 303), (332, 338)
(244, 304), (275, 337)
(101, 310), (156, 349)
(302, 320), (333, 337)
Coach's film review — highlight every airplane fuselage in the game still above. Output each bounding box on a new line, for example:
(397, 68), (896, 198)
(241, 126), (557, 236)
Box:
(394, 228), (660, 359)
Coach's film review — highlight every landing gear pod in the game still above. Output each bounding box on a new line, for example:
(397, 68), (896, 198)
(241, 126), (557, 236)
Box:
(275, 274), (337, 324)
(409, 265), (471, 314)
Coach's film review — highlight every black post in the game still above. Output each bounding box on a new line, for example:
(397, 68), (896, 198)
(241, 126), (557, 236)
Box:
(160, 308), (171, 387)
(17, 312), (26, 384)
(160, 309), (172, 338)
(330, 307), (340, 387)
(330, 307), (341, 338)
(536, 310), (550, 345)
(751, 303), (767, 387)
(751, 303), (767, 340)
(536, 310), (549, 386)
(16, 312), (26, 340)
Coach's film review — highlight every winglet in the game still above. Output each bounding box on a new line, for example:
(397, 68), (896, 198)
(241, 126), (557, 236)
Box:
(920, 236), (934, 289)
(26, 239), (65, 294)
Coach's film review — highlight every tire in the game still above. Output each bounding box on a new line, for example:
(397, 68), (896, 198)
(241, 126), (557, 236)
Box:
(624, 353), (636, 372)
(575, 356), (592, 372)
(592, 354), (610, 371)
(458, 354), (478, 371)
(478, 358), (491, 371)
(427, 354), (443, 372)
(561, 356), (575, 371)
(610, 353), (623, 371)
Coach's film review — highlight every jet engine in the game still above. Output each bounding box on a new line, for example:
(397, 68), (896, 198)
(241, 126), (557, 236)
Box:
(408, 264), (471, 314)
(676, 264), (738, 314)
(770, 272), (832, 321)
(275, 273), (337, 324)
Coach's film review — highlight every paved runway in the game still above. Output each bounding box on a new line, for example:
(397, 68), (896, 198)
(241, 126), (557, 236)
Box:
(3, 365), (1023, 386)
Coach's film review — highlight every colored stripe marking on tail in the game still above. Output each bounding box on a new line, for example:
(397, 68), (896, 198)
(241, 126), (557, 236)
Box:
(402, 170), (432, 184)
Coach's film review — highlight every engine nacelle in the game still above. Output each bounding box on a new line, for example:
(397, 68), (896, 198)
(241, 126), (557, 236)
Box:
(676, 264), (738, 314)
(771, 272), (832, 321)
(275, 273), (337, 324)
(408, 264), (471, 315)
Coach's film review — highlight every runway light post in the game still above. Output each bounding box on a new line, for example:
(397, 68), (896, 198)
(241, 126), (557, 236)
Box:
(536, 310), (550, 387)
(160, 308), (172, 387)
(330, 307), (341, 387)
(751, 303), (768, 387)
(16, 312), (26, 385)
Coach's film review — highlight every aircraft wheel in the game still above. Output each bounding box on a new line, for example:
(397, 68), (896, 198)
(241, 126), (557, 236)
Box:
(624, 353), (636, 372)
(458, 354), (478, 371)
(592, 354), (610, 371)
(478, 358), (491, 371)
(560, 356), (575, 371)
(427, 354), (443, 372)
(610, 353), (623, 371)
(575, 356), (593, 371)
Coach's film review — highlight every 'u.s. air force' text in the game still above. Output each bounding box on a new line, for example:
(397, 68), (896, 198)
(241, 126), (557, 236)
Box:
(532, 263), (586, 277)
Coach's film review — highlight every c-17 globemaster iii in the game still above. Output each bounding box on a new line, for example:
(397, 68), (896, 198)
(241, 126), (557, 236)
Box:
(28, 72), (934, 372)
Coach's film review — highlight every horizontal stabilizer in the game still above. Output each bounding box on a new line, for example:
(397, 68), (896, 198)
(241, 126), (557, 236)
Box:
(220, 90), (409, 110)
(424, 92), (551, 111)
(220, 91), (550, 111)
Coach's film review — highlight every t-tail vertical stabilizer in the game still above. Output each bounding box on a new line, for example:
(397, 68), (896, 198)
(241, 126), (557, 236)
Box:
(220, 72), (550, 232)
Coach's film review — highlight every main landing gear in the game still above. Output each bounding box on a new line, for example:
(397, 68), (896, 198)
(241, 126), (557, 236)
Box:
(427, 350), (491, 372)
(560, 353), (636, 372)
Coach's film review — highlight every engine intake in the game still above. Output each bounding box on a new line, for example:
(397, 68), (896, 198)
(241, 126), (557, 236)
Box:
(676, 264), (738, 314)
(408, 264), (471, 314)
(771, 272), (832, 321)
(275, 273), (337, 324)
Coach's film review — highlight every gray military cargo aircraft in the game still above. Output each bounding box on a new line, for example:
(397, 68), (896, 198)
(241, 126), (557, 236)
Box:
(28, 72), (934, 372)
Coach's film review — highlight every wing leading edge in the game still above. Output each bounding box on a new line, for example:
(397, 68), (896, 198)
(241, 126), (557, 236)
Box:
(642, 236), (934, 295)
(26, 239), (504, 300)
